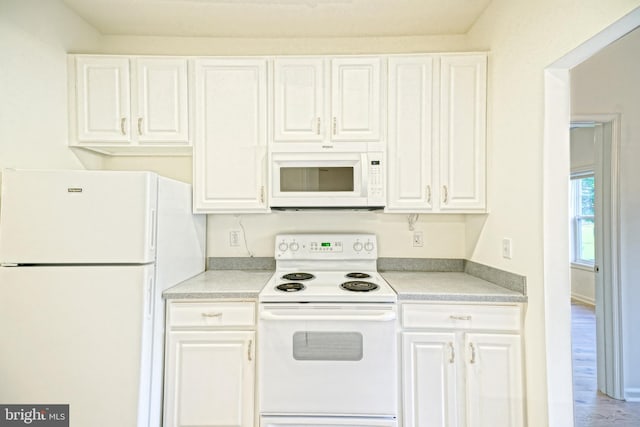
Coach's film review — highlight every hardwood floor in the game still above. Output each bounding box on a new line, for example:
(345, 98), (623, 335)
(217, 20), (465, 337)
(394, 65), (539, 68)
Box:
(572, 300), (640, 426)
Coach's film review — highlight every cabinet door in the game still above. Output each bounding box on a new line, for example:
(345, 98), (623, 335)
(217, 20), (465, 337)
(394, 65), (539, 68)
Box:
(402, 332), (458, 427)
(439, 55), (487, 211)
(387, 56), (435, 212)
(465, 333), (524, 427)
(330, 57), (381, 142)
(193, 59), (268, 213)
(164, 330), (255, 427)
(273, 58), (325, 142)
(135, 58), (189, 143)
(76, 56), (130, 142)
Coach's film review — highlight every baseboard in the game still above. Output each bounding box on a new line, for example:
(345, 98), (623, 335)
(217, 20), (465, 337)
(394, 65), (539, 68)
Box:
(625, 388), (640, 402)
(571, 293), (595, 306)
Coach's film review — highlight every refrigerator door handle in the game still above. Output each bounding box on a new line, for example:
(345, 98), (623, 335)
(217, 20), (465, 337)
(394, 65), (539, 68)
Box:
(150, 208), (157, 251)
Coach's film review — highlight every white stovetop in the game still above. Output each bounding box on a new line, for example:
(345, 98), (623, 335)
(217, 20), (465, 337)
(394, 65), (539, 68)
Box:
(259, 269), (397, 303)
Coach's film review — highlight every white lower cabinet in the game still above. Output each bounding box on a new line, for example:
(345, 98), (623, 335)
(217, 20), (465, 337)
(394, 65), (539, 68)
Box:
(164, 301), (256, 427)
(401, 303), (525, 427)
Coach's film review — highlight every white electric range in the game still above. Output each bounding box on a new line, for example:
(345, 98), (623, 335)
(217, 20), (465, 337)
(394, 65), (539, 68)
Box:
(259, 233), (398, 427)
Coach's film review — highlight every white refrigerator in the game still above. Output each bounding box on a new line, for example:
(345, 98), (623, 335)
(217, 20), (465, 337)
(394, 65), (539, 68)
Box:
(0, 169), (206, 427)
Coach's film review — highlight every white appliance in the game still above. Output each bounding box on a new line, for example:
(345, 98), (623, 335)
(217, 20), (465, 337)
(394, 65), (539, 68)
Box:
(259, 233), (397, 427)
(269, 146), (385, 209)
(0, 169), (206, 427)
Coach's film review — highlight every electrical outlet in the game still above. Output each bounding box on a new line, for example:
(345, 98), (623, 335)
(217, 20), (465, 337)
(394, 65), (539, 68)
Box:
(502, 238), (513, 259)
(413, 231), (424, 247)
(229, 230), (241, 247)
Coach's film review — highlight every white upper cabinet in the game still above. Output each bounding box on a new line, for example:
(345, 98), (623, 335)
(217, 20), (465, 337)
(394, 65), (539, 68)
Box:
(135, 58), (189, 143)
(439, 54), (487, 211)
(76, 56), (131, 143)
(387, 56), (435, 211)
(273, 57), (382, 144)
(192, 58), (268, 213)
(273, 58), (325, 142)
(387, 54), (487, 213)
(71, 55), (190, 155)
(331, 57), (381, 142)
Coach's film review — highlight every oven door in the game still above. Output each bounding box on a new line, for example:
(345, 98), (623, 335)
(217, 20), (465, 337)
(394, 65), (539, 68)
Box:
(258, 304), (397, 417)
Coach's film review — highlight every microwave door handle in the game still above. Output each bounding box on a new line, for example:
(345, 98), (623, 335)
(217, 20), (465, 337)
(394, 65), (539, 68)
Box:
(361, 153), (368, 197)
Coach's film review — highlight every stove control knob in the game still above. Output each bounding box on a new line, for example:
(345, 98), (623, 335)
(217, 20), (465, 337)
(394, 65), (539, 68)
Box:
(364, 241), (375, 252)
(278, 241), (289, 252)
(353, 241), (363, 252)
(289, 242), (300, 252)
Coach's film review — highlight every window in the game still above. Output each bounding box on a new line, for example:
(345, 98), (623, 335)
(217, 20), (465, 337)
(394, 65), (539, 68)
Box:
(571, 173), (595, 266)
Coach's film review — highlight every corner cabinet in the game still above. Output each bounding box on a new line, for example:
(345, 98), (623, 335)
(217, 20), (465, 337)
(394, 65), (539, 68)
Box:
(401, 302), (525, 427)
(192, 58), (269, 213)
(70, 55), (191, 155)
(387, 54), (487, 213)
(164, 301), (256, 427)
(273, 57), (382, 143)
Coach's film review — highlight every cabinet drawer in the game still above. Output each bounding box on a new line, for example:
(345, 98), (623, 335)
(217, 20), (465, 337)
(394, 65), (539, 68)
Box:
(168, 302), (256, 328)
(402, 303), (521, 331)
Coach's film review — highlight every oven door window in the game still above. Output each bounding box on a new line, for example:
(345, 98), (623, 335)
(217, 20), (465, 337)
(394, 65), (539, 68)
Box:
(280, 167), (354, 192)
(292, 331), (363, 361)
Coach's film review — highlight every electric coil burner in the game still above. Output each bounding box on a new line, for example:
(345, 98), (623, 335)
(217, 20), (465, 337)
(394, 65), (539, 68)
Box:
(340, 281), (379, 292)
(281, 272), (315, 281)
(276, 283), (305, 292)
(345, 272), (371, 279)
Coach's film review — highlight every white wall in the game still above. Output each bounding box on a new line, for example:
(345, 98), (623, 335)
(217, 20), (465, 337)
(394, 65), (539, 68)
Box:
(571, 27), (640, 400)
(466, 1), (640, 425)
(0, 0), (103, 183)
(571, 126), (596, 171)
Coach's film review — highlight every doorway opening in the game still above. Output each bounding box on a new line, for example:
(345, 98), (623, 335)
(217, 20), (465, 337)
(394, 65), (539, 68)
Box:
(543, 8), (640, 427)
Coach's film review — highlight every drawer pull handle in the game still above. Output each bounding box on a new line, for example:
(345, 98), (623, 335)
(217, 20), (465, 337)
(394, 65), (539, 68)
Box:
(202, 312), (223, 318)
(450, 315), (472, 321)
(248, 339), (253, 361)
(448, 342), (455, 364)
(470, 343), (476, 364)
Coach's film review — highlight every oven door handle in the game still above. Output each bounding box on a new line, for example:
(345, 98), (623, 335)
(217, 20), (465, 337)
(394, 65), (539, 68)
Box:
(259, 310), (396, 322)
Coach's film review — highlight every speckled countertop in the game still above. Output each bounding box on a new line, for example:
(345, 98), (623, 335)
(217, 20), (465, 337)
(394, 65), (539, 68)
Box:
(163, 270), (273, 299)
(164, 266), (527, 303)
(381, 271), (527, 303)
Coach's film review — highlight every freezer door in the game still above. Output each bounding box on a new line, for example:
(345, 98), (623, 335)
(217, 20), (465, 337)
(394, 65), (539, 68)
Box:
(0, 265), (156, 427)
(0, 169), (158, 264)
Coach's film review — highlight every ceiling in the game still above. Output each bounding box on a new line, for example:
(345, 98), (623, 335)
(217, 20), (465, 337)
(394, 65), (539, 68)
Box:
(62, 0), (492, 38)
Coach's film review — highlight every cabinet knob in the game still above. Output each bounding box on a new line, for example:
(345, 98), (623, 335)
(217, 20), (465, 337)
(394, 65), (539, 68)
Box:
(120, 117), (127, 135)
(138, 117), (143, 135)
(442, 185), (449, 204)
(449, 342), (455, 364)
(469, 342), (476, 364)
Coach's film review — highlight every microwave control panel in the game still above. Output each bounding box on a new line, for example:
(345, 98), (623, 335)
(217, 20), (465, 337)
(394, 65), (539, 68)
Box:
(368, 153), (385, 204)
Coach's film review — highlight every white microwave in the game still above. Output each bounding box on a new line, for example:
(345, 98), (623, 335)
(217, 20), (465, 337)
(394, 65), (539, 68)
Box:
(269, 150), (385, 209)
